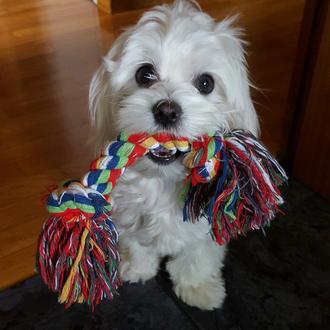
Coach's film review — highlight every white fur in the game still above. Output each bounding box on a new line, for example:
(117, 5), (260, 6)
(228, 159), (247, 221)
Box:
(89, 0), (259, 310)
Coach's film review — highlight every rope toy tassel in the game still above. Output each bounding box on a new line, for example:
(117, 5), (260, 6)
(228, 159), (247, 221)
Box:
(182, 130), (288, 245)
(37, 129), (287, 308)
(37, 183), (121, 309)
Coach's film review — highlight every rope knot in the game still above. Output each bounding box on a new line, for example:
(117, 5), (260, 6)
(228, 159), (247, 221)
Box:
(184, 133), (224, 185)
(38, 129), (287, 309)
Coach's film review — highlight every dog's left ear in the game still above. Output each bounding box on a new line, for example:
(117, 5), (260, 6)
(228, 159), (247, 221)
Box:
(215, 16), (260, 136)
(89, 30), (132, 147)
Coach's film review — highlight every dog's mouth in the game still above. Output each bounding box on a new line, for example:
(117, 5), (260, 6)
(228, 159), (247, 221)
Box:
(147, 146), (182, 165)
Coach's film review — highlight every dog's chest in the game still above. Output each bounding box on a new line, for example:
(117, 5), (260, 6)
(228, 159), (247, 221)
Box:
(112, 169), (209, 254)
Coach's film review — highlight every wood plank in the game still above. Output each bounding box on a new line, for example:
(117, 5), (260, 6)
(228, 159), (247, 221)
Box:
(111, 0), (172, 13)
(0, 245), (37, 290)
(0, 0), (106, 289)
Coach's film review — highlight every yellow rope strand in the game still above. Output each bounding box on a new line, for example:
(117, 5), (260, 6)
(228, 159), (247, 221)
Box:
(58, 226), (90, 304)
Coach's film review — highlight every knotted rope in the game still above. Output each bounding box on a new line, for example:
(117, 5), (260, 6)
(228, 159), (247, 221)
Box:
(37, 130), (287, 309)
(182, 130), (287, 244)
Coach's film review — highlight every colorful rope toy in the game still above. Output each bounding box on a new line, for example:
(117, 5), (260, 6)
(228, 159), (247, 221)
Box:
(37, 130), (287, 309)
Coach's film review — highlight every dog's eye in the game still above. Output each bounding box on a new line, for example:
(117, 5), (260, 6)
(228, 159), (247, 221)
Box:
(135, 64), (157, 87)
(194, 74), (214, 95)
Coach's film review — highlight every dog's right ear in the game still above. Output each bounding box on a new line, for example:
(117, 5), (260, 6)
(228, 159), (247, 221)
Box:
(89, 30), (131, 146)
(215, 16), (260, 137)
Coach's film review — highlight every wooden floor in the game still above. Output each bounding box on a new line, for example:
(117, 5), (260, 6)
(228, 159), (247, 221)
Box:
(0, 0), (305, 289)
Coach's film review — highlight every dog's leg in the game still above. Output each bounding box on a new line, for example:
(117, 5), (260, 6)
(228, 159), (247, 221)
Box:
(166, 239), (226, 310)
(119, 239), (159, 283)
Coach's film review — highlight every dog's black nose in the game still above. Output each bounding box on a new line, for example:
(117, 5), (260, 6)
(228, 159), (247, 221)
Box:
(152, 100), (182, 127)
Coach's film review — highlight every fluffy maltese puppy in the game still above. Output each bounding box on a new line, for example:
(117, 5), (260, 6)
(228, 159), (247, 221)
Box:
(89, 0), (259, 310)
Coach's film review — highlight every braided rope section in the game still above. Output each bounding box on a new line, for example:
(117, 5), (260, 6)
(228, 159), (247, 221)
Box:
(182, 130), (288, 244)
(37, 132), (190, 309)
(37, 129), (287, 308)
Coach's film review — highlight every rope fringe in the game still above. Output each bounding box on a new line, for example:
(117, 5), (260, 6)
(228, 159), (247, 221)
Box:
(37, 130), (287, 308)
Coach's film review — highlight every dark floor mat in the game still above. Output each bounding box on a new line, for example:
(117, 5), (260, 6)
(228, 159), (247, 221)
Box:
(0, 276), (195, 330)
(1, 180), (330, 330)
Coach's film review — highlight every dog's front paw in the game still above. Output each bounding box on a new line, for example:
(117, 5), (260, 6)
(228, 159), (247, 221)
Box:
(173, 278), (226, 310)
(119, 259), (157, 283)
(119, 249), (158, 284)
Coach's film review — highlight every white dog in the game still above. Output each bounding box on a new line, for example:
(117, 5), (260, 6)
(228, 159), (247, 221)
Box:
(89, 0), (259, 310)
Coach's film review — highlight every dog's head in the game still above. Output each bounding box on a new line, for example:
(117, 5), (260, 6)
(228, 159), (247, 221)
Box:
(89, 0), (259, 170)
